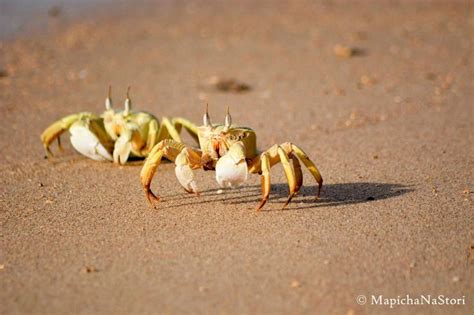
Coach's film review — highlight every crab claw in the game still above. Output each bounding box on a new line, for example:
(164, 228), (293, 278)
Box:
(215, 142), (248, 188)
(175, 164), (199, 194)
(41, 112), (96, 156)
(70, 121), (113, 161)
(113, 131), (132, 164)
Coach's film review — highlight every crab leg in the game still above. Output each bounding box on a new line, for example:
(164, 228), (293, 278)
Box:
(141, 119), (159, 156)
(157, 117), (183, 143)
(57, 135), (63, 151)
(256, 152), (271, 210)
(141, 139), (185, 203)
(277, 146), (297, 208)
(155, 117), (200, 147)
(286, 143), (323, 197)
(249, 142), (323, 210)
(250, 145), (298, 210)
(40, 112), (97, 156)
(289, 152), (303, 193)
(172, 118), (200, 144)
(141, 139), (203, 205)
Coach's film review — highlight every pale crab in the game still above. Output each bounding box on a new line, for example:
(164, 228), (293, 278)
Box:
(40, 87), (199, 164)
(140, 106), (323, 210)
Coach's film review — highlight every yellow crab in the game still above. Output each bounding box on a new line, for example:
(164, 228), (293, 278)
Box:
(140, 106), (323, 210)
(40, 87), (199, 164)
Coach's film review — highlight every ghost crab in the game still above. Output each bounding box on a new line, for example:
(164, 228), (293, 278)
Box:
(140, 106), (323, 210)
(40, 87), (199, 164)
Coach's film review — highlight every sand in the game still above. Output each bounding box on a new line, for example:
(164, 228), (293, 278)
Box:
(0, 1), (473, 314)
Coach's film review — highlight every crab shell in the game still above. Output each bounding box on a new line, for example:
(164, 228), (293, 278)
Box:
(103, 109), (158, 163)
(196, 123), (257, 188)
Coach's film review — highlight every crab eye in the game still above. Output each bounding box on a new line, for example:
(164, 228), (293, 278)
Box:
(203, 104), (211, 127)
(203, 112), (211, 126)
(224, 107), (232, 129)
(124, 86), (132, 114)
(105, 98), (112, 110)
(105, 86), (112, 110)
(124, 99), (131, 113)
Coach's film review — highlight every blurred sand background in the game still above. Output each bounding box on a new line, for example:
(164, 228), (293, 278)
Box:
(0, 0), (473, 314)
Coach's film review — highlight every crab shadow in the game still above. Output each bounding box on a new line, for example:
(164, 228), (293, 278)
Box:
(157, 182), (413, 211)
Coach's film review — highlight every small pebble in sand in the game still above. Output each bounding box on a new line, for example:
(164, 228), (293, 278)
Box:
(333, 44), (354, 58)
(205, 76), (251, 93)
(441, 74), (454, 90)
(358, 75), (376, 88)
(425, 72), (437, 81)
(82, 266), (98, 273)
(198, 286), (207, 292)
(290, 280), (300, 288)
(352, 31), (368, 40)
(372, 155), (379, 160)
(452, 276), (460, 283)
(462, 188), (471, 195)
(0, 264), (5, 270)
(78, 69), (88, 80)
(432, 187), (438, 195)
(335, 87), (346, 96)
(217, 189), (224, 194)
(48, 6), (61, 17)
(409, 261), (416, 268)
(0, 69), (8, 78)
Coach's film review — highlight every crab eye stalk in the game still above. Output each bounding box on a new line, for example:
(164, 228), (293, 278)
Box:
(124, 86), (132, 114)
(105, 85), (113, 110)
(224, 106), (232, 130)
(203, 103), (212, 127)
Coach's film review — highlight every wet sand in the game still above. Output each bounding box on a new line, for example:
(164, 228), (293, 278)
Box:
(0, 1), (473, 314)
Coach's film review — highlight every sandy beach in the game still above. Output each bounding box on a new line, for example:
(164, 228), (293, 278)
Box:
(1, 1), (473, 314)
